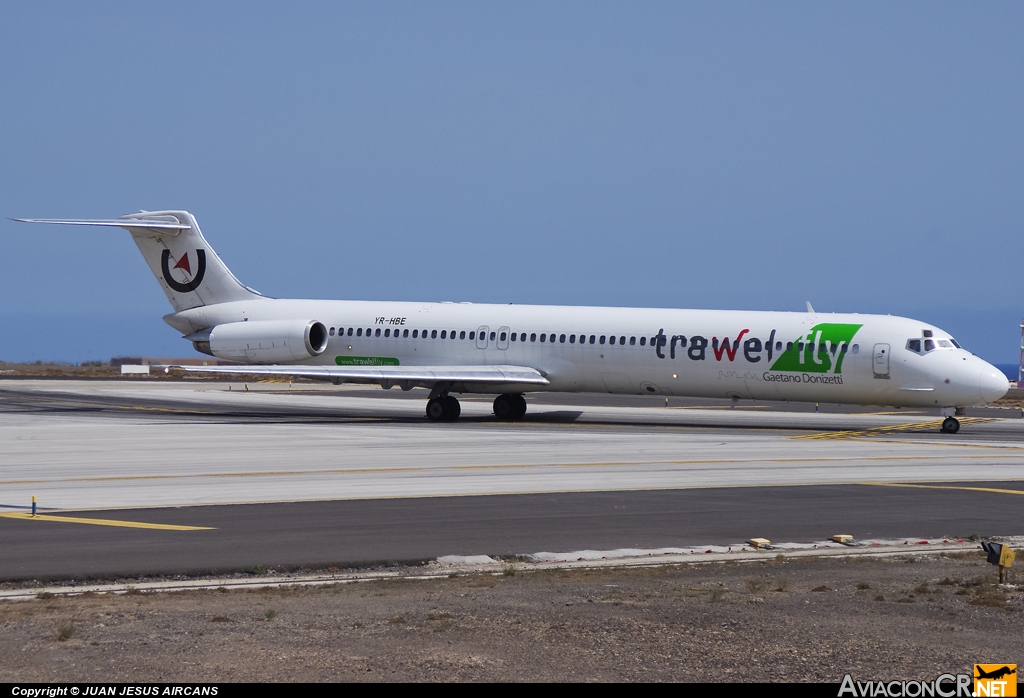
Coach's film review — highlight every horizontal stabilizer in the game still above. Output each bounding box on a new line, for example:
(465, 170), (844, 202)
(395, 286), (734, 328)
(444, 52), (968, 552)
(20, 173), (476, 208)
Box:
(162, 363), (550, 386)
(11, 217), (191, 231)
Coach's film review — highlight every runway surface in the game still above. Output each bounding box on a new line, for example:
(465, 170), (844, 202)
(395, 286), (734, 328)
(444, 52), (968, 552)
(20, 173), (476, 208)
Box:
(1, 379), (1022, 579)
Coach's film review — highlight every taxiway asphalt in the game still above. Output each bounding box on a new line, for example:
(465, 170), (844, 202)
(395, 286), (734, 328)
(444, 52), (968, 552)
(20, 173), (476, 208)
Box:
(0, 379), (1021, 580)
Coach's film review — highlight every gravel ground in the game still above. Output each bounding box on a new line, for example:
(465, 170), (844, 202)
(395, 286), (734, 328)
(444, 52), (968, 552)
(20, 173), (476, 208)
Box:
(0, 553), (1020, 683)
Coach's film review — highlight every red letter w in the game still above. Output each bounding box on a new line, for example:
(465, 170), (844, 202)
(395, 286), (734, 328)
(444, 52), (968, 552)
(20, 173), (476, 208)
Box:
(712, 329), (749, 361)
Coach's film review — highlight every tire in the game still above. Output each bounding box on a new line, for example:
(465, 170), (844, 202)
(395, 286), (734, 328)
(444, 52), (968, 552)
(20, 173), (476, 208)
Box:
(426, 398), (448, 422)
(445, 396), (461, 420)
(941, 417), (960, 434)
(493, 394), (512, 420)
(512, 394), (527, 420)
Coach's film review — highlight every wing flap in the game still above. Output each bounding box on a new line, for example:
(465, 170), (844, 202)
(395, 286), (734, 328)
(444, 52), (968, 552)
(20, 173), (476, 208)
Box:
(162, 363), (550, 386)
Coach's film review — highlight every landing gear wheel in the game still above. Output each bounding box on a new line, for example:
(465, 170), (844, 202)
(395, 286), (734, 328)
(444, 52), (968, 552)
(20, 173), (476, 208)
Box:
(494, 394), (527, 421)
(511, 394), (527, 420)
(493, 394), (513, 420)
(444, 395), (461, 420)
(427, 396), (461, 422)
(426, 397), (449, 422)
(941, 417), (960, 434)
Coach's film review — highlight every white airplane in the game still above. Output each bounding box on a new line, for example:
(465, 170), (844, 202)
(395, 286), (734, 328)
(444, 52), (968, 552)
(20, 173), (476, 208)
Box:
(14, 210), (1009, 432)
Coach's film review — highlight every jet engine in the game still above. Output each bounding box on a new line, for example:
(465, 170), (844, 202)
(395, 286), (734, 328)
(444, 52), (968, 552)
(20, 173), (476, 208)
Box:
(200, 320), (329, 363)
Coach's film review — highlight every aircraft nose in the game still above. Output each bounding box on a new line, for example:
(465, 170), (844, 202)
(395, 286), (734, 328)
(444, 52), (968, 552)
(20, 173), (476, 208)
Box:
(979, 366), (1009, 403)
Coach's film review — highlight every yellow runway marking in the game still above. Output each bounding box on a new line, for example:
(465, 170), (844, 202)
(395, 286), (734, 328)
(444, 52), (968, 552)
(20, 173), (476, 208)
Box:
(0, 512), (214, 530)
(667, 405), (770, 409)
(792, 417), (998, 440)
(860, 482), (1024, 496)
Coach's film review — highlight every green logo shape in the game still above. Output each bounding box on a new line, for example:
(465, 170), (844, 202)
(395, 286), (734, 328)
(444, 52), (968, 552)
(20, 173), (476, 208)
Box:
(335, 356), (400, 367)
(769, 323), (862, 374)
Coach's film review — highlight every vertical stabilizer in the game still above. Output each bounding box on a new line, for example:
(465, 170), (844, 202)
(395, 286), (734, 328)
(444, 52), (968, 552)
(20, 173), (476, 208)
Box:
(121, 211), (263, 311)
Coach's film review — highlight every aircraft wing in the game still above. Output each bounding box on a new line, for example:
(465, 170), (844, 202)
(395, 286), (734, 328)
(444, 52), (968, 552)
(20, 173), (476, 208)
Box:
(162, 363), (550, 387)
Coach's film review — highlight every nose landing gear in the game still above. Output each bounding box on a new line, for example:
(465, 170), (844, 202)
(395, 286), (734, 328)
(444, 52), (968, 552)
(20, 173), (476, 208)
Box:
(939, 407), (962, 434)
(493, 393), (527, 421)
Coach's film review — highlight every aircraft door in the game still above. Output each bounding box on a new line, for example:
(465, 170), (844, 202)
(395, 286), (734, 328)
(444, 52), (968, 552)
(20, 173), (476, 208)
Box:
(873, 343), (890, 378)
(476, 325), (489, 350)
(496, 326), (510, 350)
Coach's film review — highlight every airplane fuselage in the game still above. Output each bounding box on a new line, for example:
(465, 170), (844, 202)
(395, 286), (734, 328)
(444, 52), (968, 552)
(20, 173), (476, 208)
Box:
(166, 298), (1008, 408)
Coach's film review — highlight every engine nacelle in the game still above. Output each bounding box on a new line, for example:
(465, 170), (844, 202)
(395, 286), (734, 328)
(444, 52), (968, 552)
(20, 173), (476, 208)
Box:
(206, 320), (328, 363)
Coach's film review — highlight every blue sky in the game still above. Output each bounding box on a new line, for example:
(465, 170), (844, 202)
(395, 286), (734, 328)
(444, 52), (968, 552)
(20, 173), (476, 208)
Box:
(1, 2), (1022, 363)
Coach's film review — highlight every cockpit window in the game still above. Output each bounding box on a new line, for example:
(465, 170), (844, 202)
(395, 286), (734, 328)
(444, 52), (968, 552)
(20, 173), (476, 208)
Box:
(906, 339), (921, 353)
(924, 339), (935, 351)
(950, 338), (961, 349)
(937, 339), (953, 348)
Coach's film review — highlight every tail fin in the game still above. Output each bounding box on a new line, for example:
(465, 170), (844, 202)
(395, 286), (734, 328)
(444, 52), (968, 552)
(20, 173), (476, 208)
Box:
(13, 210), (264, 312)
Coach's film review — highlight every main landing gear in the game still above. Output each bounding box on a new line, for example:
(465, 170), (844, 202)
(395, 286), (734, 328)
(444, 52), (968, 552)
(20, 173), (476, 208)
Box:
(426, 395), (461, 422)
(424, 392), (527, 422)
(493, 393), (527, 421)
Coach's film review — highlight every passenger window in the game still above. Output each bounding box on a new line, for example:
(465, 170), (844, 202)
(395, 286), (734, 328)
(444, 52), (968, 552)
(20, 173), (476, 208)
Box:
(540, 334), (546, 342)
(852, 344), (860, 354)
(560, 334), (566, 343)
(412, 330), (418, 338)
(403, 329), (409, 338)
(906, 339), (921, 353)
(530, 333), (536, 342)
(357, 328), (363, 337)
(590, 335), (597, 344)
(441, 330), (447, 339)
(460, 331), (466, 339)
(469, 331), (475, 340)
(620, 336), (626, 345)
(500, 332), (507, 341)
(775, 341), (781, 351)
(569, 335), (576, 344)
(640, 337), (646, 346)
(608, 336), (615, 345)
(375, 329), (381, 337)
(367, 328), (372, 337)
(511, 332), (517, 342)
(600, 336), (606, 344)
(630, 337), (636, 345)
(384, 329), (390, 337)
(346, 328), (351, 336)
(840, 345), (848, 353)
(490, 331), (496, 341)
(431, 330), (437, 339)
(924, 339), (935, 352)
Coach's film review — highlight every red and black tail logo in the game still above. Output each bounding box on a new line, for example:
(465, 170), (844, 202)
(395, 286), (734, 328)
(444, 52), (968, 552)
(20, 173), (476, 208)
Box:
(161, 249), (206, 292)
